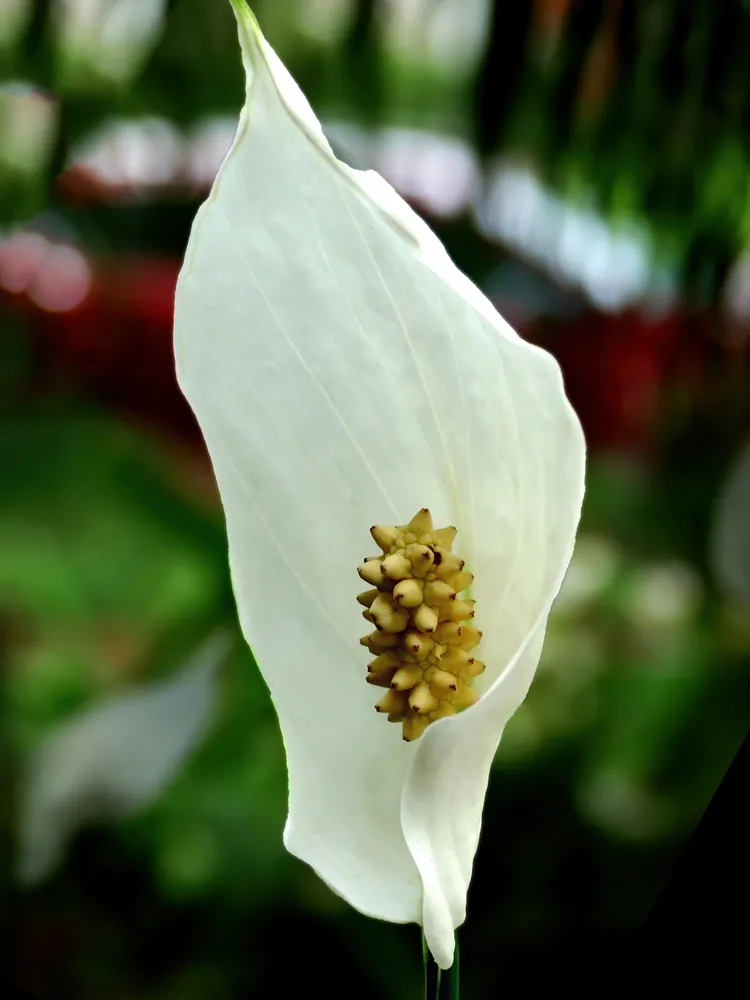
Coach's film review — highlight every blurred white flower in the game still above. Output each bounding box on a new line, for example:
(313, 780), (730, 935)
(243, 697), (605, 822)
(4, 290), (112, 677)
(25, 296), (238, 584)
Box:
(372, 128), (479, 219)
(710, 438), (750, 605)
(625, 562), (703, 630)
(53, 0), (166, 89)
(16, 631), (229, 885)
(70, 115), (184, 191)
(384, 0), (492, 72)
(474, 160), (673, 312)
(174, 2), (585, 969)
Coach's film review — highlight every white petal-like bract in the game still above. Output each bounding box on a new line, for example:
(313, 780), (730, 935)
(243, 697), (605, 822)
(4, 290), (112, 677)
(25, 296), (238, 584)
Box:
(174, 1), (585, 969)
(17, 632), (228, 885)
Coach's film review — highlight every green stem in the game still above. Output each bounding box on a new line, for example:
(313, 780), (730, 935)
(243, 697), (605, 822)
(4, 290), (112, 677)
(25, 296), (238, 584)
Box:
(422, 931), (460, 1000)
(438, 931), (459, 1000)
(422, 932), (441, 1000)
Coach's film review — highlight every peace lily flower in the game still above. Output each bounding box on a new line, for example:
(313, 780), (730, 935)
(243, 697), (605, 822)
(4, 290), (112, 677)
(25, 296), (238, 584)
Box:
(174, 0), (585, 971)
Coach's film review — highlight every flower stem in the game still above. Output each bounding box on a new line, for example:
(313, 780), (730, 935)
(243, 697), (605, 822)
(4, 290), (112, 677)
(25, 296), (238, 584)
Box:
(438, 932), (459, 1000)
(422, 931), (460, 1000)
(422, 932), (441, 999)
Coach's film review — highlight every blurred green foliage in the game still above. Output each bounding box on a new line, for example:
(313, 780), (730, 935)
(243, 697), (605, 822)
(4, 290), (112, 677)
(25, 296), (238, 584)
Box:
(5, 0), (750, 295)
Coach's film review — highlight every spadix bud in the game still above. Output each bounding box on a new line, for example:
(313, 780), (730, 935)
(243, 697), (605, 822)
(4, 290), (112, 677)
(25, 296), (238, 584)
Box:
(358, 558), (385, 586)
(381, 553), (412, 580)
(392, 579), (423, 608)
(370, 525), (400, 552)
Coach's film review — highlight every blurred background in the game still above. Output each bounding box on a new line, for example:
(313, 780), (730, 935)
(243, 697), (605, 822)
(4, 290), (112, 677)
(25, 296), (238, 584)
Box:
(1, 0), (749, 997)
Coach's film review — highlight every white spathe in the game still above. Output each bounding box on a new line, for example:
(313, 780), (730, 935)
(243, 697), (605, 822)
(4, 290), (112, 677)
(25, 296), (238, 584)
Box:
(173, 0), (586, 969)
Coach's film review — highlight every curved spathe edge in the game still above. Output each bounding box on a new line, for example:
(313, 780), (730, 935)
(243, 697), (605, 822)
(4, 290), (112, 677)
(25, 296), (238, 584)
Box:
(401, 369), (587, 969)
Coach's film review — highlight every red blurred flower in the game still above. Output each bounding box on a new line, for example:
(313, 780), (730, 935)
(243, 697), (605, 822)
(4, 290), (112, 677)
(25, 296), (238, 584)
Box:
(1, 238), (197, 441)
(41, 256), (196, 436)
(538, 307), (705, 454)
